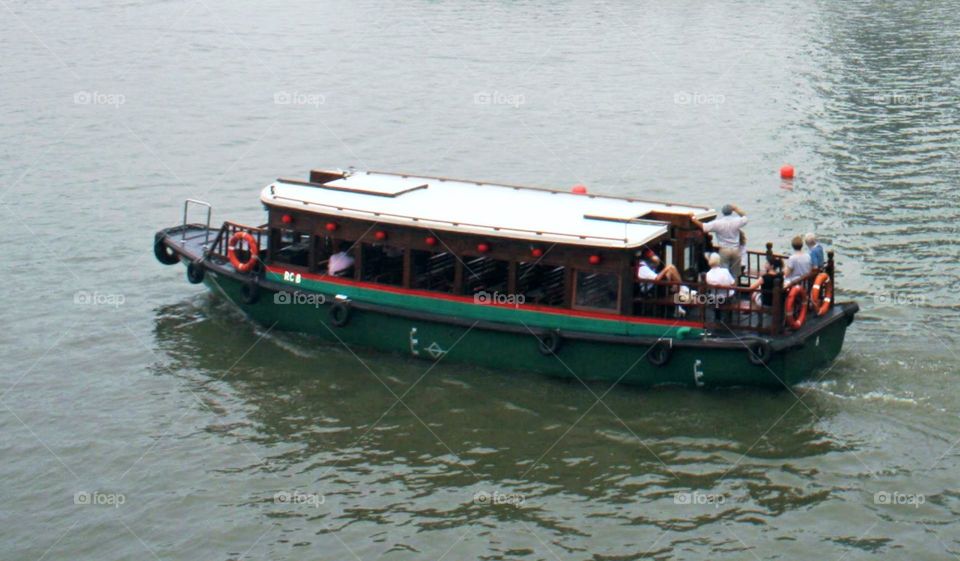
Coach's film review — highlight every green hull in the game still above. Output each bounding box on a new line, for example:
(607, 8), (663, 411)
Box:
(198, 267), (852, 389)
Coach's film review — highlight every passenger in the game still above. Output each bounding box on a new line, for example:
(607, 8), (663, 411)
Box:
(636, 249), (682, 292)
(327, 242), (355, 276)
(783, 235), (812, 286)
(690, 204), (748, 278)
(749, 256), (783, 307)
(805, 232), (825, 269)
(705, 252), (736, 300)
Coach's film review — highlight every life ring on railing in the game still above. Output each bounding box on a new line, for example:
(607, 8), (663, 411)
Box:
(228, 231), (259, 273)
(784, 285), (808, 330)
(810, 272), (832, 316)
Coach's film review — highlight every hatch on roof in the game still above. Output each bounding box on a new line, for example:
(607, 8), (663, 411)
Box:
(321, 174), (429, 197)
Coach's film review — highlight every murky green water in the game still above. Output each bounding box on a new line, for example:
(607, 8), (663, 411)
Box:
(2, 1), (959, 559)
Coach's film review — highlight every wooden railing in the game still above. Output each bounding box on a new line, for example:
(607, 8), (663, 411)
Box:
(208, 221), (267, 263)
(633, 247), (836, 335)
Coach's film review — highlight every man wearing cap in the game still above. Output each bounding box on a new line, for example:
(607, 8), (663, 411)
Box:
(691, 204), (747, 278)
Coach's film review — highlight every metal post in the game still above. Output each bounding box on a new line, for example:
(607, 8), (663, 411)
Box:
(827, 250), (836, 311)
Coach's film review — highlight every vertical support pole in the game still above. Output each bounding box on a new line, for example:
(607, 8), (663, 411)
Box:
(353, 242), (363, 280)
(771, 275), (784, 334)
(827, 250), (836, 311)
(453, 258), (464, 295)
(402, 249), (412, 288)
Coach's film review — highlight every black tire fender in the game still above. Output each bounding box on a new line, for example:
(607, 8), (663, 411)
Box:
(186, 260), (205, 284)
(647, 339), (672, 367)
(747, 339), (772, 366)
(538, 329), (562, 355)
(240, 281), (260, 305)
(329, 300), (351, 327)
(154, 233), (179, 265)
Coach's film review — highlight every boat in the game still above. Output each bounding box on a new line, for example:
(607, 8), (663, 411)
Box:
(153, 168), (858, 389)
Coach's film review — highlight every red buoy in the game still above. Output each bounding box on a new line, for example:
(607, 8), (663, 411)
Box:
(571, 184), (588, 194)
(780, 164), (795, 179)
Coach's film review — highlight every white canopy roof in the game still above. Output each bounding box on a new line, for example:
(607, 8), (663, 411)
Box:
(261, 170), (715, 249)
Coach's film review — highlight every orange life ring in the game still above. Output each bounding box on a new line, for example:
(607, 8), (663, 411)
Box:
(784, 285), (808, 330)
(228, 231), (259, 273)
(810, 272), (833, 316)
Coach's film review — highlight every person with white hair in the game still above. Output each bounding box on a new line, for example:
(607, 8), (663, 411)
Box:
(805, 232), (825, 269)
(705, 252), (736, 299)
(690, 203), (747, 278)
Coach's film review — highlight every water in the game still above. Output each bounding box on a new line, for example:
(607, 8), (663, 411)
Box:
(2, 1), (959, 559)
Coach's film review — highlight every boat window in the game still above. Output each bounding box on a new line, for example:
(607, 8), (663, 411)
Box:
(271, 228), (310, 267)
(517, 263), (565, 306)
(463, 256), (509, 296)
(360, 244), (404, 286)
(573, 271), (620, 311)
(313, 235), (334, 272)
(411, 250), (455, 292)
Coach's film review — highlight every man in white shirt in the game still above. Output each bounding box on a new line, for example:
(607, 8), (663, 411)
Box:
(327, 243), (355, 277)
(784, 235), (812, 287)
(691, 204), (748, 278)
(705, 252), (736, 299)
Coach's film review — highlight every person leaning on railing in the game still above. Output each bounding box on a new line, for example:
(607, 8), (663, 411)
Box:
(690, 204), (748, 278)
(783, 235), (812, 288)
(805, 233), (825, 269)
(748, 255), (783, 307)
